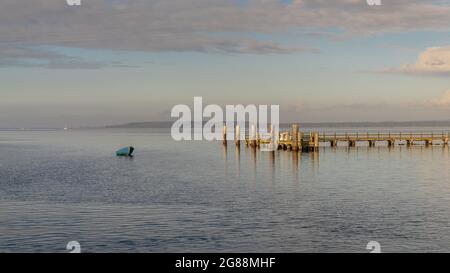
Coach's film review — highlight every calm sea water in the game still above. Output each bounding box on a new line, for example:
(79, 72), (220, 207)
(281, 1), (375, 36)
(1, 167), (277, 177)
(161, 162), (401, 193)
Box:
(1, 128), (450, 253)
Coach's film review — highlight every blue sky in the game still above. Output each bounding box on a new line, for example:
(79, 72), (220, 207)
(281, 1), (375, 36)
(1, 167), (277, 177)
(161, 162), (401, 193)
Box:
(1, 0), (450, 127)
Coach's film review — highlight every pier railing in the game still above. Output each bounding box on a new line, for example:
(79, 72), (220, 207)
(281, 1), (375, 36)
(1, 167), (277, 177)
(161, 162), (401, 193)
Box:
(232, 125), (450, 152)
(317, 132), (450, 141)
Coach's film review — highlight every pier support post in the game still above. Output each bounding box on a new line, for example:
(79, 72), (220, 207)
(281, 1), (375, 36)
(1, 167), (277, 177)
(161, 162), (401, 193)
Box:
(330, 140), (337, 147)
(444, 138), (449, 147)
(298, 132), (303, 150)
(223, 124), (227, 146)
(291, 124), (299, 151)
(305, 132), (312, 152)
(407, 139), (413, 147)
(425, 139), (432, 147)
(256, 132), (260, 148)
(387, 140), (394, 147)
(349, 140), (356, 147)
(368, 140), (376, 147)
(312, 132), (319, 152)
(277, 133), (282, 150)
(250, 124), (257, 148)
(301, 132), (311, 153)
(235, 125), (241, 147)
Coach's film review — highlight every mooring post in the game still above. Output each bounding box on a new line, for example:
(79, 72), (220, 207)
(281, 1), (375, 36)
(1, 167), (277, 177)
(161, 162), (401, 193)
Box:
(223, 124), (227, 145)
(331, 132), (337, 147)
(313, 132), (319, 151)
(250, 124), (257, 147)
(268, 123), (273, 145)
(298, 132), (303, 150)
(301, 132), (310, 153)
(235, 124), (240, 147)
(278, 132), (282, 150)
(291, 124), (299, 151)
(286, 130), (292, 150)
(349, 132), (356, 147)
(269, 123), (274, 141)
(256, 132), (261, 147)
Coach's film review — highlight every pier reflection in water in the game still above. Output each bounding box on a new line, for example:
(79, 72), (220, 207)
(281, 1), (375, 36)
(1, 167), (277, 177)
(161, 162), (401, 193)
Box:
(223, 142), (320, 185)
(222, 140), (449, 190)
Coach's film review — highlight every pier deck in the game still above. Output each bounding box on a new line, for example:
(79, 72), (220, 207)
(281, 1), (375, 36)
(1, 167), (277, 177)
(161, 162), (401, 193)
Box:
(233, 125), (450, 152)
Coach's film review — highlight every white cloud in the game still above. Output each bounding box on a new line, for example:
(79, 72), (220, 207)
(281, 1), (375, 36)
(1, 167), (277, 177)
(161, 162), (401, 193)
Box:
(387, 46), (450, 75)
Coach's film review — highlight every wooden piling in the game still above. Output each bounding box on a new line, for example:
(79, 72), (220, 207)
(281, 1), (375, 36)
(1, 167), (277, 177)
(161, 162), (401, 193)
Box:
(235, 125), (240, 147)
(301, 131), (318, 152)
(291, 124), (299, 151)
(223, 124), (227, 145)
(250, 124), (257, 147)
(298, 132), (303, 150)
(331, 132), (337, 147)
(312, 132), (319, 151)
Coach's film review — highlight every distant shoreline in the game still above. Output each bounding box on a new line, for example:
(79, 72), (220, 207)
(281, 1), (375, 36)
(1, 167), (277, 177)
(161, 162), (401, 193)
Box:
(2, 120), (450, 131)
(105, 120), (450, 129)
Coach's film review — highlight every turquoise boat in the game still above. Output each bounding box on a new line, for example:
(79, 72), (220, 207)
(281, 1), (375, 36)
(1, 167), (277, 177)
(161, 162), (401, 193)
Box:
(116, 146), (135, 157)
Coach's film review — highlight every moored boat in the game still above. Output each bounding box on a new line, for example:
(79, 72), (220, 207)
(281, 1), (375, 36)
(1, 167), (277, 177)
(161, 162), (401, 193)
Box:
(116, 146), (135, 157)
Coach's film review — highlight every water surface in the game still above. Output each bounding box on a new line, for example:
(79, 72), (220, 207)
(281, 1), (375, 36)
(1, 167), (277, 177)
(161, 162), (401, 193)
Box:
(1, 128), (450, 252)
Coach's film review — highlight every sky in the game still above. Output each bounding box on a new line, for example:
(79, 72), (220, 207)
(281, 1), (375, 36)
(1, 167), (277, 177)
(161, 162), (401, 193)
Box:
(1, 0), (450, 128)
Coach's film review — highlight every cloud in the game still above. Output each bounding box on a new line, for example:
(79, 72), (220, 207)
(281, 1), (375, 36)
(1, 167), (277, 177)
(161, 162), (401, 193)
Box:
(1, 0), (450, 68)
(1, 0), (450, 51)
(384, 46), (450, 76)
(281, 92), (450, 122)
(0, 44), (137, 69)
(0, 45), (65, 60)
(427, 90), (450, 107)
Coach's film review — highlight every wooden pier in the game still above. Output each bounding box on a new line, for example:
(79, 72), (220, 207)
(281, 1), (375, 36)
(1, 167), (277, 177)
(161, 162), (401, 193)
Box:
(226, 124), (450, 152)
